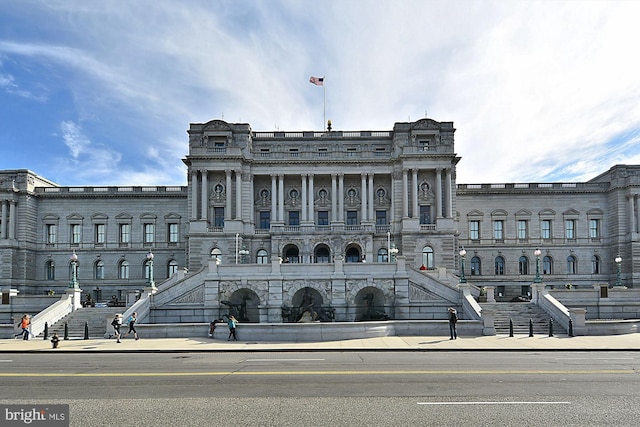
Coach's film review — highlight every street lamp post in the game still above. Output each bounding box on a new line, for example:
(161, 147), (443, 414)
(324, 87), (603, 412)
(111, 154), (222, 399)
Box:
(239, 246), (249, 264)
(534, 248), (542, 283)
(459, 248), (467, 284)
(68, 251), (79, 288)
(389, 243), (399, 263)
(146, 251), (156, 289)
(615, 255), (623, 287)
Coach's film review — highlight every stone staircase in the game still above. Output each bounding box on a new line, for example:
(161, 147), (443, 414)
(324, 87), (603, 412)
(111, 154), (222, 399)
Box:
(481, 302), (566, 335)
(42, 307), (124, 339)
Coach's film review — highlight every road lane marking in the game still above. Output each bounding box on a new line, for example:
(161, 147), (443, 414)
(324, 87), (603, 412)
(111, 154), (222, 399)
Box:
(245, 359), (326, 362)
(0, 369), (634, 378)
(418, 401), (571, 405)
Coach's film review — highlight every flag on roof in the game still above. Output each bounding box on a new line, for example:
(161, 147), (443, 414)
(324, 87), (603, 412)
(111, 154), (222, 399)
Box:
(309, 76), (324, 86)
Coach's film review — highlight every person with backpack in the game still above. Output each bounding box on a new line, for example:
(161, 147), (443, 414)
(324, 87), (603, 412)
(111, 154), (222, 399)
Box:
(14, 314), (31, 340)
(448, 307), (458, 340)
(111, 314), (123, 343)
(123, 312), (139, 341)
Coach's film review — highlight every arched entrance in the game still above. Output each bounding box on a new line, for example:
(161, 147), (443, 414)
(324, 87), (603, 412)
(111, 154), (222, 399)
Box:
(314, 244), (331, 263)
(283, 244), (300, 263)
(345, 244), (362, 263)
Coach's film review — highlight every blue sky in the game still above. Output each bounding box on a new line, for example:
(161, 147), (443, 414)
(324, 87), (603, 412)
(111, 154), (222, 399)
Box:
(1, 0), (640, 186)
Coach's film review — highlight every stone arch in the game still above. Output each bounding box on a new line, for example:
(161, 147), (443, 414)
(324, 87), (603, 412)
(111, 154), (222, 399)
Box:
(354, 286), (391, 321)
(283, 281), (331, 308)
(282, 243), (300, 263)
(220, 288), (260, 323)
(344, 242), (364, 263)
(313, 243), (331, 263)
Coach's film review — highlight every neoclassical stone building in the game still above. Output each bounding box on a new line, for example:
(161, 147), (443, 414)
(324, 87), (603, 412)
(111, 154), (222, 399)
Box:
(1, 118), (638, 322)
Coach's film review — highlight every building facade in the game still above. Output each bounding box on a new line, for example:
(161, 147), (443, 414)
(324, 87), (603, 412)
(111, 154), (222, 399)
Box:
(1, 118), (639, 322)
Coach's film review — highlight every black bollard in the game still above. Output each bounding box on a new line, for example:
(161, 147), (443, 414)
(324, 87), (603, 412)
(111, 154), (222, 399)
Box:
(548, 318), (554, 337)
(509, 318), (514, 337)
(529, 319), (534, 337)
(43, 322), (48, 340)
(569, 318), (574, 337)
(64, 322), (69, 340)
(84, 322), (89, 340)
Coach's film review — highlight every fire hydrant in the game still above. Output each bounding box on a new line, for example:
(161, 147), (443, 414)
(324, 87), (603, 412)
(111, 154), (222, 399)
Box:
(51, 333), (60, 349)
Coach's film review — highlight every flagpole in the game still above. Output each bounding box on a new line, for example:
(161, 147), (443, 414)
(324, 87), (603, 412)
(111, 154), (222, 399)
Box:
(323, 78), (326, 131)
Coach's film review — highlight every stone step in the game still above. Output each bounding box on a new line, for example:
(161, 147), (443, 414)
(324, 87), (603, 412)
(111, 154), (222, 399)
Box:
(481, 302), (566, 335)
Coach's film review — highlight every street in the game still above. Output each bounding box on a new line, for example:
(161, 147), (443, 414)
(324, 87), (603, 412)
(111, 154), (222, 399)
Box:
(1, 351), (639, 426)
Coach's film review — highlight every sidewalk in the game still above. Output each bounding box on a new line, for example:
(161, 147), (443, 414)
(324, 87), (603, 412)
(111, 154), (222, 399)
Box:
(1, 333), (639, 352)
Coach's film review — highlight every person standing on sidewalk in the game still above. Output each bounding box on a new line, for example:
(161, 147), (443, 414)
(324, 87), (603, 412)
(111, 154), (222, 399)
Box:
(111, 314), (123, 343)
(227, 315), (238, 341)
(448, 307), (458, 340)
(123, 312), (139, 340)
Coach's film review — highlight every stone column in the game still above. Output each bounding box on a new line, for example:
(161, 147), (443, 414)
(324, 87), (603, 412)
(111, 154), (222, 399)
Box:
(271, 174), (277, 222)
(435, 168), (443, 218)
(200, 170), (208, 221)
(0, 200), (6, 239)
(331, 174), (337, 222)
(301, 174), (308, 222)
(191, 171), (198, 220)
(412, 169), (418, 219)
(628, 195), (636, 233)
(338, 174), (344, 222)
(225, 170), (232, 220)
(402, 169), (408, 218)
(361, 173), (367, 222)
(249, 174), (255, 224)
(390, 172), (395, 225)
(8, 200), (16, 240)
(635, 195), (640, 235)
(368, 173), (374, 222)
(308, 174), (315, 223)
(235, 169), (242, 220)
(278, 174), (285, 222)
(445, 168), (453, 218)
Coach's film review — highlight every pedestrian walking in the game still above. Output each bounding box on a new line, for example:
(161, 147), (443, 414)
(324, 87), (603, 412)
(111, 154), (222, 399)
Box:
(227, 315), (238, 341)
(123, 312), (139, 340)
(448, 307), (458, 340)
(111, 314), (123, 343)
(14, 314), (30, 340)
(51, 333), (60, 349)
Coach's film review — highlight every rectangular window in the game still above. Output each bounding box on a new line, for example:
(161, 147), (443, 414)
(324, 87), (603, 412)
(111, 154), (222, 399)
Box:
(419, 206), (431, 224)
(259, 211), (270, 229)
(517, 220), (528, 239)
(375, 210), (387, 226)
(469, 220), (480, 240)
(318, 148), (328, 157)
(346, 210), (358, 226)
(95, 224), (106, 244)
(317, 211), (329, 226)
(346, 147), (357, 157)
(493, 220), (504, 240)
(541, 220), (551, 239)
(565, 219), (575, 239)
(119, 224), (131, 244)
(144, 223), (155, 244)
(214, 207), (225, 227)
(288, 211), (300, 226)
(289, 148), (299, 157)
(589, 219), (600, 239)
(46, 224), (57, 244)
(71, 224), (81, 244)
(168, 223), (179, 243)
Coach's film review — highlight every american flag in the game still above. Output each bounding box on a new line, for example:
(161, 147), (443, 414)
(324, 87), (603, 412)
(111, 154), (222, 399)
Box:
(309, 76), (324, 86)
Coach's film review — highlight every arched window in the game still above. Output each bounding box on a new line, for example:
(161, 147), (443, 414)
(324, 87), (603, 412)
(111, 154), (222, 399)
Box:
(95, 260), (105, 280)
(494, 256), (505, 275)
(256, 249), (269, 264)
(45, 260), (55, 280)
(471, 256), (481, 275)
(210, 248), (222, 264)
(345, 247), (361, 263)
(591, 255), (600, 274)
(168, 260), (179, 276)
(377, 248), (389, 263)
(543, 256), (553, 274)
(119, 260), (130, 279)
(315, 246), (330, 263)
(422, 246), (434, 269)
(285, 246), (300, 263)
(518, 256), (528, 275)
(567, 255), (577, 274)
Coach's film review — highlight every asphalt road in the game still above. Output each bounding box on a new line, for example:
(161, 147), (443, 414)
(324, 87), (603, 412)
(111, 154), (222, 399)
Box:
(1, 351), (639, 426)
